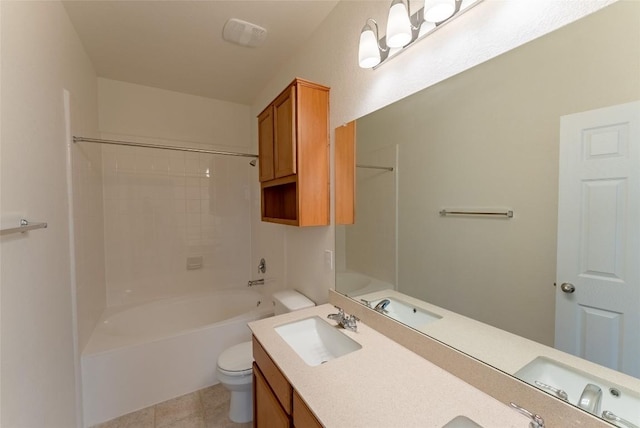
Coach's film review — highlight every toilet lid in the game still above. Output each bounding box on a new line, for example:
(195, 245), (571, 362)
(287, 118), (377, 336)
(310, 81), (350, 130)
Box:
(217, 341), (253, 372)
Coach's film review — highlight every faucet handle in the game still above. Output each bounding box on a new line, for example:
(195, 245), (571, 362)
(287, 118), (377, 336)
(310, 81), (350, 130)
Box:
(509, 402), (545, 428)
(327, 307), (345, 322)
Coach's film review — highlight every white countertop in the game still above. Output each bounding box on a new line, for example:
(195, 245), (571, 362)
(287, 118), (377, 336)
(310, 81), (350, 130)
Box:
(249, 304), (531, 428)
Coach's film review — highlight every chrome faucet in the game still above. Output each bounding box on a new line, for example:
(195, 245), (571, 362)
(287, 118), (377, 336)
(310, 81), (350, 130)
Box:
(327, 307), (358, 332)
(578, 384), (602, 415)
(247, 278), (264, 287)
(374, 299), (391, 313)
(510, 403), (545, 428)
(602, 411), (640, 428)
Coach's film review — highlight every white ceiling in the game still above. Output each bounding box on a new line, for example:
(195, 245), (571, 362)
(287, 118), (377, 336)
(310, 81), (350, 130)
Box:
(63, 1), (340, 105)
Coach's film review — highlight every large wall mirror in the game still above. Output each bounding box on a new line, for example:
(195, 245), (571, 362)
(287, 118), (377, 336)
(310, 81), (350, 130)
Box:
(335, 2), (640, 425)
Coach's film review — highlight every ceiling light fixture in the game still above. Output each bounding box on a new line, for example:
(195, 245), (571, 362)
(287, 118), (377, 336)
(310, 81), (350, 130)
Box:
(358, 0), (483, 69)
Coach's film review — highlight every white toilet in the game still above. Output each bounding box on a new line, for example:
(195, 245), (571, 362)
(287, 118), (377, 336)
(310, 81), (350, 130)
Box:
(216, 289), (315, 423)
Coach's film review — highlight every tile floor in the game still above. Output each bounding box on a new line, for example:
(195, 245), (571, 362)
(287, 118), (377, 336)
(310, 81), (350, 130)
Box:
(93, 384), (252, 428)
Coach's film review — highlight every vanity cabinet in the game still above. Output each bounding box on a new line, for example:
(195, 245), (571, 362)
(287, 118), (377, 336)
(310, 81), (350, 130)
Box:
(253, 336), (322, 428)
(257, 78), (329, 226)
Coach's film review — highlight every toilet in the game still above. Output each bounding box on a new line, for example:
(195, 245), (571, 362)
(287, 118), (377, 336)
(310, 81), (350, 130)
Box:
(216, 289), (315, 423)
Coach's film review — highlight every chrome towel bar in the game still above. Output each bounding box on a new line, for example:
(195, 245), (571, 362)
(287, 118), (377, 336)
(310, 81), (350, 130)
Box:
(439, 209), (514, 218)
(0, 219), (48, 236)
(356, 163), (394, 172)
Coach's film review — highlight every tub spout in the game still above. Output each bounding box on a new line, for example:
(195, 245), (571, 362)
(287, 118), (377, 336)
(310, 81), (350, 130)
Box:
(247, 279), (264, 287)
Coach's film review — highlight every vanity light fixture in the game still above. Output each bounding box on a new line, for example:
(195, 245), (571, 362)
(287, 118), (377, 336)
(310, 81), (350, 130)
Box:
(386, 0), (418, 48)
(358, 0), (483, 69)
(358, 19), (388, 68)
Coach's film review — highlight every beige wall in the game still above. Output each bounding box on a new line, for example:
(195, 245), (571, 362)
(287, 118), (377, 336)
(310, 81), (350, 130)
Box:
(1, 1), (99, 426)
(346, 145), (398, 286)
(349, 1), (640, 346)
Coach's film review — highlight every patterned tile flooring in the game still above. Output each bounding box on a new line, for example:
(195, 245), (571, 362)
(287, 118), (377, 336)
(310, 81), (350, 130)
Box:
(93, 384), (252, 428)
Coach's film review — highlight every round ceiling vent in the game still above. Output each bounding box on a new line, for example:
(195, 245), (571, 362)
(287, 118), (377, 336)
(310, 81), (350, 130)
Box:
(222, 18), (267, 48)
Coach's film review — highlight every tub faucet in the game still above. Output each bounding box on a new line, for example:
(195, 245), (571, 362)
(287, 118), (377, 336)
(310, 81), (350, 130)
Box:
(578, 384), (602, 415)
(327, 307), (358, 332)
(247, 279), (264, 287)
(374, 299), (391, 313)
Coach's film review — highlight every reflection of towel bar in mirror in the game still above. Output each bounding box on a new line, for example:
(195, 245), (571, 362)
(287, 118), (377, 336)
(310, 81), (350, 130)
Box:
(439, 209), (514, 218)
(356, 164), (394, 172)
(0, 219), (48, 236)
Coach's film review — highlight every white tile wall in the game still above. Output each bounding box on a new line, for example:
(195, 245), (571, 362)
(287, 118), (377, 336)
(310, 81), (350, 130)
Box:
(102, 138), (252, 306)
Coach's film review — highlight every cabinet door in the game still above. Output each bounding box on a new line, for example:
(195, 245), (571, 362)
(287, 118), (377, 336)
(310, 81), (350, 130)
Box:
(254, 363), (290, 428)
(273, 85), (297, 178)
(258, 107), (275, 182)
(293, 390), (322, 428)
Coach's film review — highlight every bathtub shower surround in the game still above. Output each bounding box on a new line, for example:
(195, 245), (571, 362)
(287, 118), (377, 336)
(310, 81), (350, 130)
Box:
(82, 288), (272, 426)
(101, 136), (252, 306)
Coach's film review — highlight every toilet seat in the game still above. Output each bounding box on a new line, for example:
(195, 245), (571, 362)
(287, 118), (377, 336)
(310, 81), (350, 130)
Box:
(217, 341), (253, 376)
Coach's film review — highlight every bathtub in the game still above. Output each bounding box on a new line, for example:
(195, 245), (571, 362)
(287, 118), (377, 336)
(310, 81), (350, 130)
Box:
(81, 288), (273, 427)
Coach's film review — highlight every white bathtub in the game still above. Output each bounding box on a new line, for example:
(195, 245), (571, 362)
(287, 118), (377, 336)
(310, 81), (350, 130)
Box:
(81, 288), (273, 427)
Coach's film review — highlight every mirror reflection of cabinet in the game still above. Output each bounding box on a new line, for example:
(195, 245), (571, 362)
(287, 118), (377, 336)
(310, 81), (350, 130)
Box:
(258, 78), (329, 226)
(335, 121), (356, 225)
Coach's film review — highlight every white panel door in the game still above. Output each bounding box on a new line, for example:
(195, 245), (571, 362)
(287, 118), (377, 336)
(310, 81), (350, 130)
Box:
(556, 101), (640, 378)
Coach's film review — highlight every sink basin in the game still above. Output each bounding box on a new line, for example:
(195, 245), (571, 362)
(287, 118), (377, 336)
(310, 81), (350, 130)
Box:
(442, 416), (483, 428)
(275, 316), (362, 366)
(369, 297), (441, 329)
(515, 356), (640, 425)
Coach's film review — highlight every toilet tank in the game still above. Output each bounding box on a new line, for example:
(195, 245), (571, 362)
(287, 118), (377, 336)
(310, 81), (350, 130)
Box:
(272, 290), (315, 315)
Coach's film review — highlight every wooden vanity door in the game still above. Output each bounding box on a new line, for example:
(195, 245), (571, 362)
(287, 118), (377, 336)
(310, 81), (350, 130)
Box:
(254, 363), (289, 428)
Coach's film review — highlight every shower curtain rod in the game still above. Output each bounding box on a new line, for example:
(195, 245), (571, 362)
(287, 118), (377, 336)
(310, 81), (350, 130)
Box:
(73, 136), (258, 159)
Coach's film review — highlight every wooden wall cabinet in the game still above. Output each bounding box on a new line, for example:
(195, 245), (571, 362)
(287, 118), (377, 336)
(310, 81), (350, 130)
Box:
(257, 78), (330, 226)
(253, 337), (322, 428)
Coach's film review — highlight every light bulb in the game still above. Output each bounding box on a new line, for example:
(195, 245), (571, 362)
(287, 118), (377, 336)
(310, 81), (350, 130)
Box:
(358, 24), (381, 68)
(386, 0), (412, 48)
(424, 0), (456, 23)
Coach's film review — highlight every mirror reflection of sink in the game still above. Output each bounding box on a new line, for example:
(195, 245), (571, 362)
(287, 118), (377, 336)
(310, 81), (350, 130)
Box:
(369, 297), (442, 329)
(441, 415), (483, 428)
(275, 316), (362, 366)
(515, 356), (640, 425)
